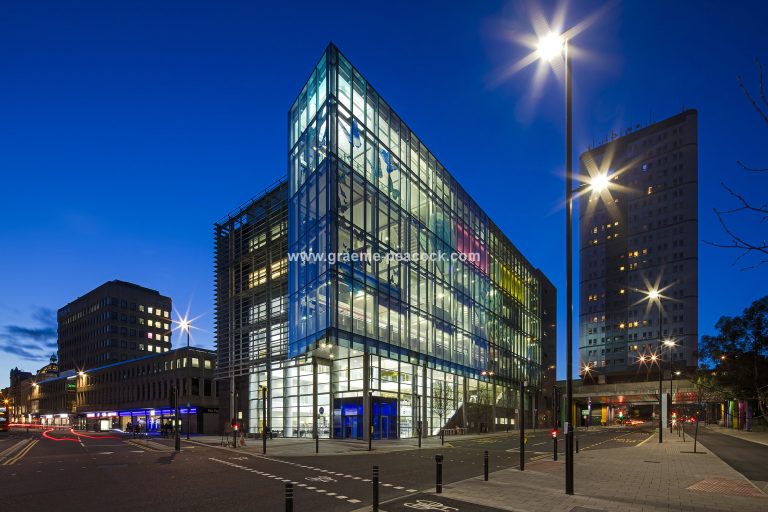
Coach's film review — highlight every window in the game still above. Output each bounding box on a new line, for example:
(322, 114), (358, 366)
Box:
(204, 360), (212, 370)
(192, 357), (199, 368)
(271, 258), (287, 279)
(249, 232), (267, 252)
(249, 267), (267, 288)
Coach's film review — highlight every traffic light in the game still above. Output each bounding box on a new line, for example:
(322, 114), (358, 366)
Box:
(551, 429), (558, 438)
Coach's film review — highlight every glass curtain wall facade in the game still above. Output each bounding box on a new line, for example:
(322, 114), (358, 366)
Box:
(281, 44), (548, 439)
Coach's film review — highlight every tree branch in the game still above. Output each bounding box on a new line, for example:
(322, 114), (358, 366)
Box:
(738, 65), (768, 125)
(720, 182), (768, 215)
(737, 160), (768, 172)
(704, 208), (768, 269)
(758, 59), (768, 110)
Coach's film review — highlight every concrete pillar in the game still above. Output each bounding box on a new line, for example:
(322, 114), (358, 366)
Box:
(312, 357), (318, 438)
(491, 382), (497, 432)
(462, 377), (468, 428)
(363, 353), (370, 441)
(421, 365), (428, 436)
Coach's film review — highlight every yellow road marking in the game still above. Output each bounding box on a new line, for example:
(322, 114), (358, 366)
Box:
(636, 432), (656, 447)
(2, 439), (38, 465)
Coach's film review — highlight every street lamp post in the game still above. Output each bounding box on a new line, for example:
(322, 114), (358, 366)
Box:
(532, 29), (607, 496)
(563, 37), (575, 497)
(647, 290), (664, 443)
(185, 323), (191, 440)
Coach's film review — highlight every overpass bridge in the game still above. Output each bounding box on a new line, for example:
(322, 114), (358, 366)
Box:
(560, 379), (702, 427)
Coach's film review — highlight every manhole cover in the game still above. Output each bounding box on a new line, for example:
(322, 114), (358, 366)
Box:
(687, 477), (767, 498)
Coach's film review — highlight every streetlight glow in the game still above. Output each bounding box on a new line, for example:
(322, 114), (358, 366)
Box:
(537, 32), (563, 61)
(648, 289), (660, 301)
(590, 172), (610, 193)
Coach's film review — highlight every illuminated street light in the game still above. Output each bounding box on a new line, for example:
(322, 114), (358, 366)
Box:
(537, 32), (563, 61)
(589, 173), (609, 193)
(504, 5), (612, 494)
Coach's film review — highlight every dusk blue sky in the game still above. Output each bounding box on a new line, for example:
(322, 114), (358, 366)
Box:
(2, 0), (767, 388)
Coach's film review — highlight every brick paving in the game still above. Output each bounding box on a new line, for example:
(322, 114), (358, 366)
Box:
(425, 433), (768, 512)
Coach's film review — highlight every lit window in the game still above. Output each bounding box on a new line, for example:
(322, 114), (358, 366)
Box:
(249, 267), (267, 288)
(204, 360), (212, 370)
(192, 358), (200, 368)
(249, 232), (267, 252)
(148, 307), (154, 314)
(139, 305), (145, 312)
(147, 332), (153, 339)
(271, 258), (287, 279)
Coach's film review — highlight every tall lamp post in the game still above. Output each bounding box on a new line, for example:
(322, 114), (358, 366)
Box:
(645, 289), (665, 443)
(512, 21), (609, 495)
(179, 319), (192, 441)
(531, 31), (576, 494)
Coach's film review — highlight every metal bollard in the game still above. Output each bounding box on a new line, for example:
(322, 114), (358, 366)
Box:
(576, 438), (579, 453)
(553, 435), (558, 461)
(315, 434), (319, 454)
(484, 450), (489, 481)
(435, 454), (444, 493)
(373, 465), (380, 512)
(285, 482), (293, 512)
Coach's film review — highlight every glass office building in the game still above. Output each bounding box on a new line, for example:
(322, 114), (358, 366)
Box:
(216, 44), (553, 440)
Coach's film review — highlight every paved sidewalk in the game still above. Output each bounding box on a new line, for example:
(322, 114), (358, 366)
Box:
(702, 424), (768, 447)
(183, 430), (547, 457)
(367, 432), (767, 512)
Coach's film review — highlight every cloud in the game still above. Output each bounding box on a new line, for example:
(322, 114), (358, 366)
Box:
(0, 342), (47, 361)
(5, 325), (56, 342)
(0, 306), (58, 363)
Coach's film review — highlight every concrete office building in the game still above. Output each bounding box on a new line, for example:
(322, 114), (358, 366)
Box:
(578, 110), (698, 387)
(215, 44), (555, 440)
(57, 280), (173, 371)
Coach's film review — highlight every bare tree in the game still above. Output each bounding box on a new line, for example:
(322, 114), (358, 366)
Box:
(706, 59), (768, 269)
(432, 381), (452, 430)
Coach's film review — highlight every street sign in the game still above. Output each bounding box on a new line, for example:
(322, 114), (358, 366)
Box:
(319, 406), (324, 414)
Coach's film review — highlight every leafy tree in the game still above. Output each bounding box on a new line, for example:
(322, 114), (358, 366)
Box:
(700, 296), (768, 415)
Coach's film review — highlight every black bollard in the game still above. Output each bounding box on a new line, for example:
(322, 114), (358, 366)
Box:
(441, 428), (445, 446)
(285, 482), (293, 512)
(576, 438), (579, 453)
(372, 465), (380, 512)
(553, 435), (558, 461)
(316, 434), (319, 454)
(435, 454), (443, 493)
(484, 450), (489, 481)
